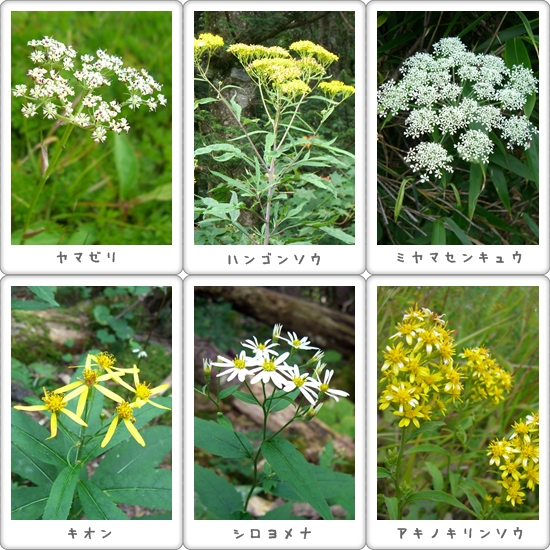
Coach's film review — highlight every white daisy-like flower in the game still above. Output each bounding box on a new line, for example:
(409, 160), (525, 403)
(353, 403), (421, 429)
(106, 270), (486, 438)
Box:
(272, 323), (283, 342)
(241, 336), (279, 359)
(314, 369), (350, 402)
(280, 331), (319, 351)
(213, 351), (259, 383)
(21, 103), (38, 118)
(12, 84), (27, 97)
(91, 126), (107, 143)
(132, 348), (148, 359)
(249, 352), (290, 388)
(282, 365), (319, 405)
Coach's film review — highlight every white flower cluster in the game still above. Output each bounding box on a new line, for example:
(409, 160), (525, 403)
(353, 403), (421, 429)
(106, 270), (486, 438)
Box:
(12, 36), (167, 143)
(205, 324), (349, 417)
(378, 37), (538, 181)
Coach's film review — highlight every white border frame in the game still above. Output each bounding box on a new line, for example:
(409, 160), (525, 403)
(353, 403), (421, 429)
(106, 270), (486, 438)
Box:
(367, 2), (550, 275)
(1, 275), (182, 549)
(184, 275), (365, 549)
(1, 1), (183, 274)
(367, 275), (549, 549)
(184, 2), (365, 274)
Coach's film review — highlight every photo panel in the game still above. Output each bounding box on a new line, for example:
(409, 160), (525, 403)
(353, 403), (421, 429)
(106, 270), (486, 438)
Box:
(1, 0), (182, 274)
(185, 275), (365, 548)
(185, 1), (365, 274)
(367, 275), (549, 549)
(368, 1), (549, 274)
(1, 276), (182, 549)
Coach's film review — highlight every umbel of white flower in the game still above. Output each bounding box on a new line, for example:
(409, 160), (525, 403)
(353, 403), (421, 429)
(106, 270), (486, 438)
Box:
(378, 36), (538, 182)
(12, 36), (167, 143)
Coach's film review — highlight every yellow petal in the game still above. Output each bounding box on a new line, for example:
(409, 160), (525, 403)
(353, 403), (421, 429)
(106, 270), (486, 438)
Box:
(124, 419), (146, 447)
(150, 384), (169, 396)
(61, 407), (88, 426)
(76, 387), (89, 418)
(94, 384), (124, 403)
(133, 367), (140, 387)
(111, 376), (135, 393)
(101, 416), (119, 448)
(64, 384), (88, 402)
(148, 399), (171, 410)
(14, 405), (47, 411)
(55, 381), (84, 393)
(46, 412), (58, 439)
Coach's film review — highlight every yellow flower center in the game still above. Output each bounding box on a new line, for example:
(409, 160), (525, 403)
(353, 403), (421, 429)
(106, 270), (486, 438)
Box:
(293, 339), (302, 347)
(96, 352), (116, 370)
(262, 360), (276, 372)
(135, 382), (151, 400)
(292, 376), (305, 387)
(320, 383), (329, 392)
(233, 357), (247, 369)
(257, 343), (266, 350)
(83, 368), (99, 386)
(116, 401), (135, 421)
(42, 390), (67, 412)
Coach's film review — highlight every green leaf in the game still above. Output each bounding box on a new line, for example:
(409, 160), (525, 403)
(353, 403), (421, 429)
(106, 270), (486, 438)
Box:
(11, 442), (59, 486)
(114, 133), (138, 201)
(194, 464), (243, 519)
(424, 461), (444, 492)
(43, 463), (82, 520)
(526, 133), (539, 188)
(384, 496), (399, 520)
(267, 388), (300, 412)
(405, 490), (474, 516)
(28, 287), (59, 307)
(377, 467), (392, 479)
(489, 165), (511, 214)
(12, 486), (50, 519)
(301, 173), (338, 198)
(217, 412), (234, 430)
(93, 304), (111, 324)
(460, 478), (488, 500)
(219, 385), (240, 400)
(403, 444), (450, 457)
(394, 178), (407, 221)
(319, 226), (355, 244)
(11, 299), (54, 311)
(11, 410), (68, 468)
(233, 391), (259, 405)
(459, 483), (482, 517)
(194, 417), (253, 458)
(77, 480), (129, 520)
(229, 93), (242, 122)
(522, 213), (539, 238)
(442, 217), (473, 245)
(258, 502), (303, 520)
(431, 219), (446, 245)
(468, 163), (483, 220)
(505, 36), (531, 70)
(133, 183), (172, 204)
(261, 438), (334, 520)
(490, 151), (535, 181)
(516, 11), (539, 56)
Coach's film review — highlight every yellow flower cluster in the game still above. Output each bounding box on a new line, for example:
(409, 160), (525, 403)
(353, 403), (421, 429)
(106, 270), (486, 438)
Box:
(227, 43), (290, 65)
(289, 40), (339, 67)
(487, 411), (539, 506)
(194, 33), (225, 63)
(460, 346), (513, 404)
(378, 305), (460, 428)
(319, 80), (356, 99)
(14, 351), (170, 448)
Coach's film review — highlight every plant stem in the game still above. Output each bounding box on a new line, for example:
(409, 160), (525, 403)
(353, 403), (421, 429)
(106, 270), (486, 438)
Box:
(395, 426), (407, 519)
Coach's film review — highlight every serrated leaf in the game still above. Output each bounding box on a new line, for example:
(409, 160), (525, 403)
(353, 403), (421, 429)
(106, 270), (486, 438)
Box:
(11, 442), (59, 486)
(261, 438), (334, 520)
(28, 287), (59, 307)
(77, 480), (129, 520)
(114, 133), (138, 201)
(194, 464), (243, 519)
(43, 463), (82, 520)
(405, 490), (474, 516)
(194, 417), (253, 458)
(11, 410), (68, 468)
(12, 486), (50, 519)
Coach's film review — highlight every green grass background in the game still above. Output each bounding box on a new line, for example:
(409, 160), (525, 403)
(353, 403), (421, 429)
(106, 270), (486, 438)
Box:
(377, 286), (539, 519)
(11, 11), (172, 245)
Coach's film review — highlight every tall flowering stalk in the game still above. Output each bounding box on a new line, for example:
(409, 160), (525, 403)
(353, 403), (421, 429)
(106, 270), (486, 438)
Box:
(12, 36), (167, 244)
(194, 34), (355, 245)
(196, 324), (350, 515)
(379, 304), (513, 519)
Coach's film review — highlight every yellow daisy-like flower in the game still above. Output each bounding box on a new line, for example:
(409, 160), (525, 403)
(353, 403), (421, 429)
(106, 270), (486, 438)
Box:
(115, 366), (171, 410)
(289, 40), (339, 67)
(101, 400), (145, 448)
(393, 407), (425, 428)
(14, 387), (87, 439)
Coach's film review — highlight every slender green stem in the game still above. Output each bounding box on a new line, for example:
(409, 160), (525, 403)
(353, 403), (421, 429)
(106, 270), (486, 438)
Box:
(395, 426), (407, 519)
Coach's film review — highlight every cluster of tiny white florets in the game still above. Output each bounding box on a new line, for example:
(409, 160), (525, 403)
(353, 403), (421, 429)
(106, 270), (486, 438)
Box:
(378, 37), (538, 181)
(12, 36), (167, 143)
(204, 324), (349, 419)
(404, 142), (454, 183)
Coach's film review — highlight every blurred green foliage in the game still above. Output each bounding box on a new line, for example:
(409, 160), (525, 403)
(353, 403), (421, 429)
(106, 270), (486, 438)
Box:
(11, 11), (172, 244)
